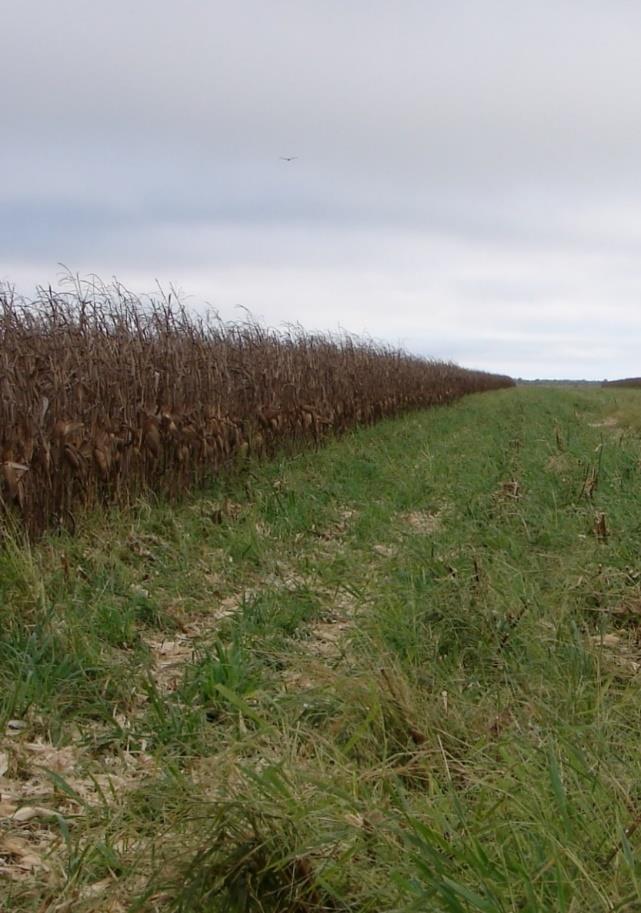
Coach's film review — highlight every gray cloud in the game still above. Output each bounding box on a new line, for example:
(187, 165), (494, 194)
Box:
(3, 1), (641, 378)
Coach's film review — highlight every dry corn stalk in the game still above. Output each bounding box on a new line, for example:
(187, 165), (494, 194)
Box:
(0, 274), (513, 537)
(594, 512), (608, 542)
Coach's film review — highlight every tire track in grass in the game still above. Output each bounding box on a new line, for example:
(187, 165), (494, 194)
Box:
(0, 492), (375, 907)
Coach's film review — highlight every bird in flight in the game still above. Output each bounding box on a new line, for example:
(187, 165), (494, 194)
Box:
(280, 156), (298, 162)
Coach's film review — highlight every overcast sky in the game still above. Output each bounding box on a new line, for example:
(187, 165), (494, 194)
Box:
(3, 1), (641, 378)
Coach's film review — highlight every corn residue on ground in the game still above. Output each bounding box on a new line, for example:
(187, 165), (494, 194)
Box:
(4, 386), (641, 911)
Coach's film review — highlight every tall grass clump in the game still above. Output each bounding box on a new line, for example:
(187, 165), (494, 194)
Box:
(0, 275), (512, 535)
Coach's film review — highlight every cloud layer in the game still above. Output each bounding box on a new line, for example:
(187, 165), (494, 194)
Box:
(3, 1), (641, 378)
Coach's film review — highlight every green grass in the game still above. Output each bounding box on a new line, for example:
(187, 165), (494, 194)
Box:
(3, 385), (641, 911)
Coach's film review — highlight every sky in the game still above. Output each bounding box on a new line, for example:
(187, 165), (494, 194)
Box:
(2, 1), (641, 379)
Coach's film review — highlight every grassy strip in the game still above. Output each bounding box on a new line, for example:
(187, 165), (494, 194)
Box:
(3, 386), (641, 911)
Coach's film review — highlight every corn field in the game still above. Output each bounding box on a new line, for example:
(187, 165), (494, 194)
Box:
(0, 277), (513, 536)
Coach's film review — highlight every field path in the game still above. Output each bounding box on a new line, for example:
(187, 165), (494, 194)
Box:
(3, 386), (641, 911)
